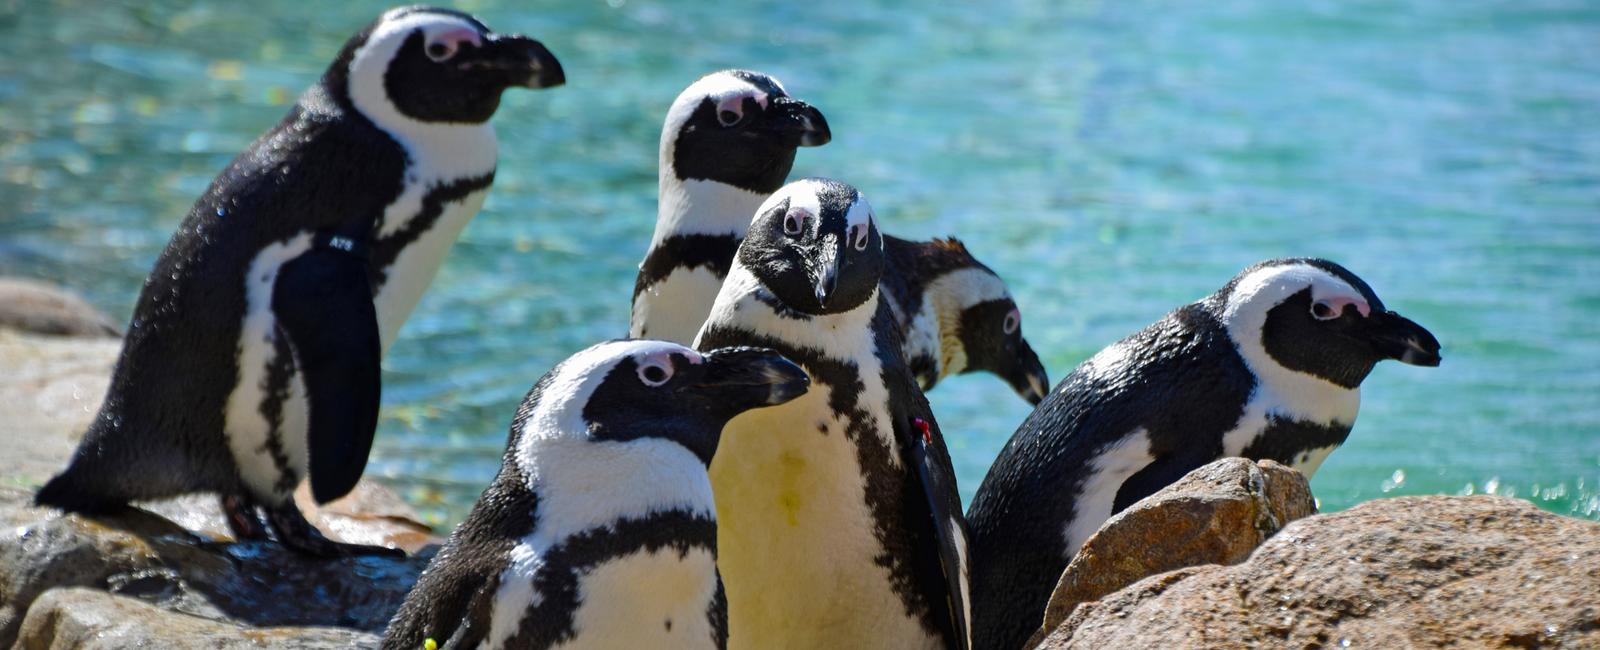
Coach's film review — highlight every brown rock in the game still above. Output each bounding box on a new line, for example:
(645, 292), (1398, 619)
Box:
(15, 587), (377, 649)
(0, 278), (119, 339)
(1037, 495), (1600, 649)
(1029, 458), (1316, 646)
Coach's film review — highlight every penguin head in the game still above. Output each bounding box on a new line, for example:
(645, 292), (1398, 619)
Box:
(1215, 258), (1442, 388)
(338, 6), (563, 126)
(951, 288), (1051, 406)
(662, 70), (832, 194)
(515, 340), (808, 466)
(741, 178), (884, 315)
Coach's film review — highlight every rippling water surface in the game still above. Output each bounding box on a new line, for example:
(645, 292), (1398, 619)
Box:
(2, 0), (1595, 526)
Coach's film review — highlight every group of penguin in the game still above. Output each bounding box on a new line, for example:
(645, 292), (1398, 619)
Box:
(30, 7), (1445, 650)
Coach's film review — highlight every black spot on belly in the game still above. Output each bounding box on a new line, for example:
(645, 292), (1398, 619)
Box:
(1240, 415), (1353, 466)
(664, 619), (672, 632)
(260, 327), (299, 496)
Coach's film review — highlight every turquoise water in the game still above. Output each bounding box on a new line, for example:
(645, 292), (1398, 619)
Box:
(2, 1), (1596, 527)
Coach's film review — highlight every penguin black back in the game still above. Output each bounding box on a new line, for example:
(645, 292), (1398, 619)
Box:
(966, 258), (1441, 650)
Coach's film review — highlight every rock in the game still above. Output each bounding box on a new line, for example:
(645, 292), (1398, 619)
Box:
(16, 587), (378, 649)
(0, 278), (120, 338)
(0, 319), (446, 648)
(1030, 458), (1316, 645)
(1036, 496), (1600, 649)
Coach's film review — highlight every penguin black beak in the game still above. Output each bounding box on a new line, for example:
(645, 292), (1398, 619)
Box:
(1007, 341), (1051, 406)
(812, 235), (842, 308)
(759, 95), (831, 147)
(470, 34), (565, 89)
(1365, 310), (1442, 367)
(695, 347), (811, 410)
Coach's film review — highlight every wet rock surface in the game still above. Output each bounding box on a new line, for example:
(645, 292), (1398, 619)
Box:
(1030, 458), (1317, 645)
(0, 308), (443, 648)
(1036, 495), (1600, 649)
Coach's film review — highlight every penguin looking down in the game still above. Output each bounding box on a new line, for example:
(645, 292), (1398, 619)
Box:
(881, 235), (1050, 405)
(630, 69), (831, 344)
(965, 257), (1442, 650)
(382, 340), (809, 650)
(34, 6), (564, 557)
(695, 179), (971, 649)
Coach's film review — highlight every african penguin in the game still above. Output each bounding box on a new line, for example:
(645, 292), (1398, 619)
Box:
(382, 340), (809, 650)
(630, 69), (831, 344)
(34, 6), (564, 557)
(695, 179), (971, 650)
(880, 235), (1050, 405)
(965, 257), (1443, 650)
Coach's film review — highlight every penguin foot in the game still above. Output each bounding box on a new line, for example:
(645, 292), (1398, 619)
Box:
(221, 493), (270, 541)
(264, 503), (403, 558)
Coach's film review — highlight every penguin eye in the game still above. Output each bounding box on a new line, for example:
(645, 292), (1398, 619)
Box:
(716, 96), (748, 127)
(1311, 300), (1340, 321)
(782, 211), (809, 236)
(1003, 309), (1021, 335)
(637, 360), (674, 387)
(425, 27), (481, 63)
(427, 42), (456, 61)
(849, 223), (870, 251)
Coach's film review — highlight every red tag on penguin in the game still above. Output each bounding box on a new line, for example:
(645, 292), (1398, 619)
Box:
(913, 417), (932, 445)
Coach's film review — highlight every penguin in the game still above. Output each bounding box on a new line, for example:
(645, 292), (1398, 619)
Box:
(382, 340), (810, 650)
(965, 257), (1443, 650)
(695, 179), (971, 650)
(629, 69), (831, 344)
(880, 235), (1050, 405)
(33, 6), (564, 557)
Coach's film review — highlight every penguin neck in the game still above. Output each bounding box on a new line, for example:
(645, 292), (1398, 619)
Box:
(651, 169), (769, 249)
(515, 436), (717, 549)
(704, 264), (882, 357)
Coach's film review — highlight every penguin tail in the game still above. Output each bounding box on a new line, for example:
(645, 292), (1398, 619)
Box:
(33, 467), (127, 515)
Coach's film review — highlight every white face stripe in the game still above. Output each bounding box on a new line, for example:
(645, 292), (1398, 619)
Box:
(1218, 263), (1363, 425)
(346, 10), (499, 188)
(659, 71), (773, 177)
(517, 340), (702, 447)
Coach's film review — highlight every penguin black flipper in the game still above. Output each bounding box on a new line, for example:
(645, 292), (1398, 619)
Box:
(879, 305), (971, 650)
(1111, 448), (1220, 513)
(905, 412), (971, 650)
(270, 235), (381, 505)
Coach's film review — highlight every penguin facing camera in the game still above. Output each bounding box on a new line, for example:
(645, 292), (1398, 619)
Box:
(966, 257), (1442, 650)
(695, 178), (972, 650)
(382, 341), (809, 650)
(35, 6), (564, 557)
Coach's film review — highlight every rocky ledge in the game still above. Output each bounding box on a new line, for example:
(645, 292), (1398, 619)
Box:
(1034, 490), (1600, 649)
(0, 280), (440, 649)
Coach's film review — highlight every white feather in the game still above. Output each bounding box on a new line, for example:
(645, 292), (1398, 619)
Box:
(224, 234), (314, 502)
(1061, 429), (1155, 558)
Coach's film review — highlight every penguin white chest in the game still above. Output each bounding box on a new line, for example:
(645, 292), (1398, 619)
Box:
(710, 377), (938, 650)
(372, 184), (490, 353)
(551, 546), (721, 650)
(631, 265), (725, 344)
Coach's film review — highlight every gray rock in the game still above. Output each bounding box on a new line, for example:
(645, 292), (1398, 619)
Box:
(1029, 458), (1316, 646)
(0, 278), (119, 339)
(0, 318), (445, 648)
(16, 587), (378, 649)
(1036, 495), (1600, 649)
